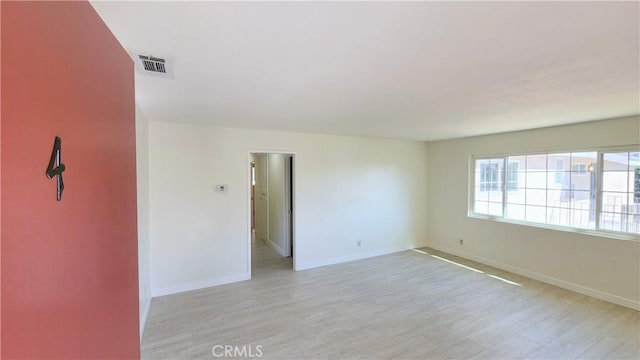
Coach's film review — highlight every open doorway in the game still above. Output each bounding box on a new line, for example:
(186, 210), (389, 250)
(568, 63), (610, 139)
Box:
(249, 152), (295, 276)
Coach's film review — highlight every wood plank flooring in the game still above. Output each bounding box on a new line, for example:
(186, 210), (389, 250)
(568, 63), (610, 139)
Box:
(141, 240), (639, 359)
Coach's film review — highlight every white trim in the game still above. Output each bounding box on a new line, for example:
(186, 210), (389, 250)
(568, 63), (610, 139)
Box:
(291, 156), (297, 271)
(424, 242), (640, 311)
(413, 241), (431, 249)
(595, 152), (603, 231)
(139, 297), (152, 339)
(283, 155), (292, 257)
(152, 273), (251, 297)
(296, 245), (411, 271)
(247, 152), (254, 278)
(266, 237), (286, 257)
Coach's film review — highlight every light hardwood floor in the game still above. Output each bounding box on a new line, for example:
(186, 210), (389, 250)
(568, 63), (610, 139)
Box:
(142, 240), (639, 359)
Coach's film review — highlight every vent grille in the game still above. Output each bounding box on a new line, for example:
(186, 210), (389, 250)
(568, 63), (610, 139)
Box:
(131, 51), (172, 78)
(139, 55), (166, 74)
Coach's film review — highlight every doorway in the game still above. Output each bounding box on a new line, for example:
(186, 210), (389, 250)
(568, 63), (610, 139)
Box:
(249, 152), (295, 276)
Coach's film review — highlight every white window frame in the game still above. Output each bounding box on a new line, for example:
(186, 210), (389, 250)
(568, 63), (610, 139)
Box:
(468, 146), (640, 242)
(472, 156), (506, 217)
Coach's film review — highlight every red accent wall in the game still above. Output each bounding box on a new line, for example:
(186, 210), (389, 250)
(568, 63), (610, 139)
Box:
(1, 1), (139, 358)
(0, 1), (3, 357)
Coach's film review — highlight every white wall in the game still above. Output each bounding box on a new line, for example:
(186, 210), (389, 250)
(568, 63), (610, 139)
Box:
(135, 105), (151, 336)
(254, 154), (268, 242)
(148, 122), (428, 296)
(425, 116), (640, 309)
(267, 154), (287, 256)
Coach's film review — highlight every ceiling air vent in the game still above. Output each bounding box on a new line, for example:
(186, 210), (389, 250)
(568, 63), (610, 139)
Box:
(140, 55), (166, 73)
(131, 51), (173, 79)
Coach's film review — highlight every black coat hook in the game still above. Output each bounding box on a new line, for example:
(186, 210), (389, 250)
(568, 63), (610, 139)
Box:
(45, 136), (66, 201)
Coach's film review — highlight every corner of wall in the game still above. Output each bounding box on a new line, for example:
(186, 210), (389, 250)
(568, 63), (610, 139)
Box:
(151, 273), (251, 298)
(296, 245), (411, 271)
(423, 117), (640, 310)
(425, 241), (640, 311)
(135, 104), (151, 338)
(266, 237), (286, 257)
(139, 297), (151, 339)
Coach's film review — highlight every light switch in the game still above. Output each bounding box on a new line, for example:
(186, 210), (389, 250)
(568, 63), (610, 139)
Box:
(216, 185), (228, 193)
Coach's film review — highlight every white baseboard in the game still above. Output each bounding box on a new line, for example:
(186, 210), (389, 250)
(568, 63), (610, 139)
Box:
(266, 237), (286, 257)
(152, 273), (251, 298)
(423, 242), (640, 311)
(413, 241), (431, 249)
(139, 296), (152, 340)
(296, 245), (410, 271)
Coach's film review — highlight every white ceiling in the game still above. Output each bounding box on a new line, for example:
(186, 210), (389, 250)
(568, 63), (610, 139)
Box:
(91, 1), (639, 141)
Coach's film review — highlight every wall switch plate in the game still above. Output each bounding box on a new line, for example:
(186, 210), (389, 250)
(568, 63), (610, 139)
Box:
(216, 185), (228, 193)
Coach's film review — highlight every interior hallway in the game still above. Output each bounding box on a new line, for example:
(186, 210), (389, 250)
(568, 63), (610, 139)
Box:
(140, 247), (639, 359)
(251, 230), (293, 276)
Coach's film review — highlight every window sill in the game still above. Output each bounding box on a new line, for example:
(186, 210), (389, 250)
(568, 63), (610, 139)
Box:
(467, 213), (640, 242)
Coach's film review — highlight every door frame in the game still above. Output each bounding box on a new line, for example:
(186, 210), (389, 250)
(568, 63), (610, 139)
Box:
(284, 155), (293, 257)
(247, 150), (298, 277)
(283, 155), (293, 257)
(251, 161), (256, 230)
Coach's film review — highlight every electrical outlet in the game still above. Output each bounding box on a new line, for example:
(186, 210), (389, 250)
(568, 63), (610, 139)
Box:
(357, 241), (362, 247)
(459, 238), (464, 245)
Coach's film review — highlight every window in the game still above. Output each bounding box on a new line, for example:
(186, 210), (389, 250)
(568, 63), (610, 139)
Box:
(474, 158), (503, 216)
(506, 162), (519, 191)
(554, 159), (565, 184)
(571, 164), (588, 173)
(479, 161), (501, 191)
(600, 151), (640, 233)
(471, 149), (640, 236)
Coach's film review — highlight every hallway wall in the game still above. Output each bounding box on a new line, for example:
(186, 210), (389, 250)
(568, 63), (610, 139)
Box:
(254, 154), (268, 243)
(267, 154), (288, 256)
